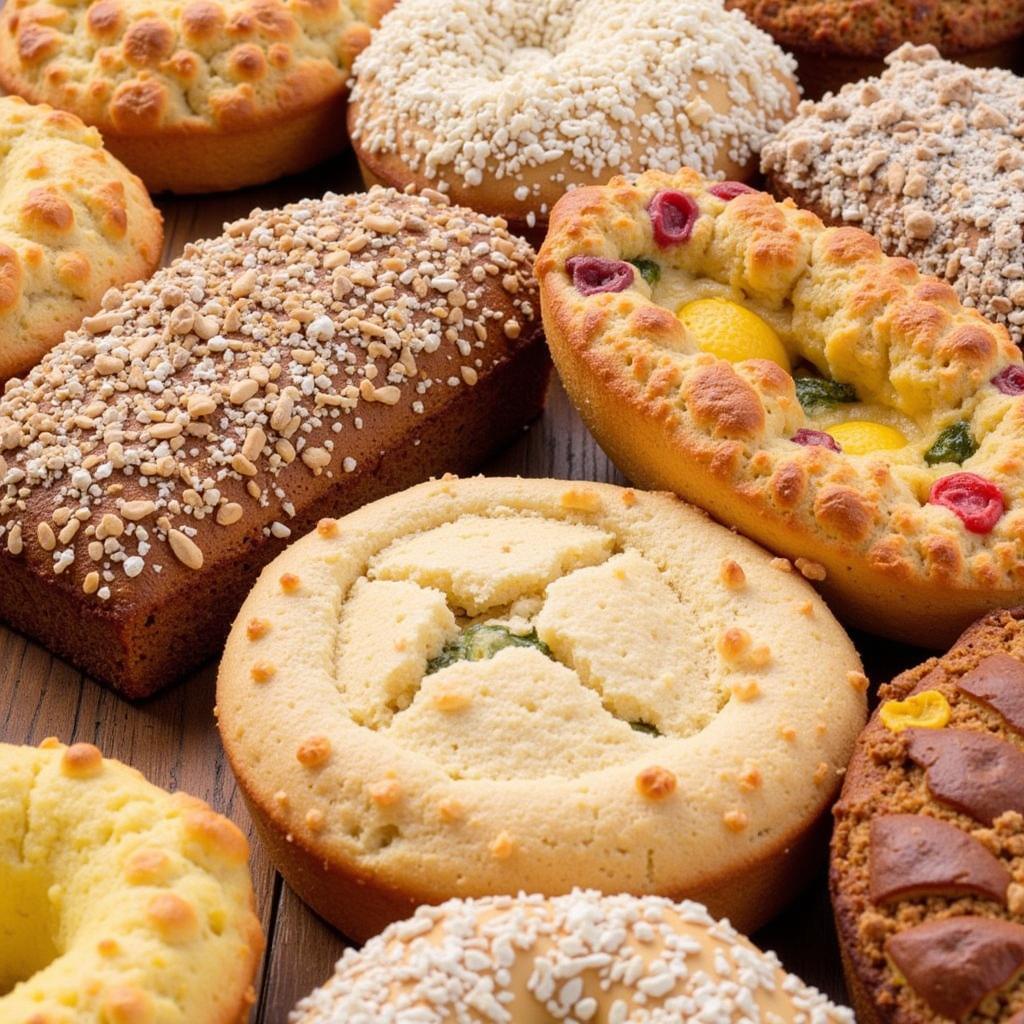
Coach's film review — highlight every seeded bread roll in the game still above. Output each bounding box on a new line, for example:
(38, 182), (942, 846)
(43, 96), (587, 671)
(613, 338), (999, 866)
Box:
(725, 0), (1024, 97)
(0, 0), (393, 193)
(348, 0), (799, 241)
(217, 476), (866, 941)
(537, 167), (1024, 650)
(832, 608), (1024, 1024)
(0, 187), (548, 698)
(290, 890), (854, 1023)
(0, 738), (263, 1024)
(762, 45), (1024, 347)
(0, 95), (162, 380)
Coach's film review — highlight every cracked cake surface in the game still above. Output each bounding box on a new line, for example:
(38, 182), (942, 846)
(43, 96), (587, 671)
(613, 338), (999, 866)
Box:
(216, 475), (865, 941)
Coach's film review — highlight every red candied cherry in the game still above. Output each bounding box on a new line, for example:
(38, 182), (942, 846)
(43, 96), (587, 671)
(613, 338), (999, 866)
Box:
(992, 365), (1024, 395)
(648, 190), (699, 247)
(708, 181), (758, 201)
(929, 472), (1004, 534)
(791, 428), (841, 452)
(565, 256), (634, 296)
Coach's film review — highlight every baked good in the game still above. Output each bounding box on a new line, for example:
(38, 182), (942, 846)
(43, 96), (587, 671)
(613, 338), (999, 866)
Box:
(762, 45), (1024, 346)
(832, 607), (1024, 1024)
(536, 166), (1024, 649)
(0, 0), (393, 193)
(0, 737), (263, 1023)
(0, 94), (161, 379)
(0, 186), (548, 699)
(217, 475), (866, 941)
(290, 889), (854, 1023)
(725, 0), (1024, 98)
(347, 0), (799, 242)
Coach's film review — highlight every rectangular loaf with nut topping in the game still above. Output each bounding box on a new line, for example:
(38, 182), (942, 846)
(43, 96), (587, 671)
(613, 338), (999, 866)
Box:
(0, 186), (549, 697)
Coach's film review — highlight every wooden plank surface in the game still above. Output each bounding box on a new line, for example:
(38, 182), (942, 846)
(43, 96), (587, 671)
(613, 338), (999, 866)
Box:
(0, 147), (927, 1020)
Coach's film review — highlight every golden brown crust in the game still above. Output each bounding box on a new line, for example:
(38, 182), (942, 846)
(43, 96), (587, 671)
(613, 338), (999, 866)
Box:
(0, 94), (161, 379)
(0, 0), (395, 192)
(725, 0), (1024, 58)
(537, 166), (1024, 649)
(831, 608), (1024, 1023)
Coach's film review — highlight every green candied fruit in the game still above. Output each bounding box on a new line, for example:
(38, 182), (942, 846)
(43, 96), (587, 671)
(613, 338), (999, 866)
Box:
(629, 258), (661, 288)
(629, 720), (662, 737)
(925, 420), (977, 466)
(795, 376), (858, 413)
(426, 624), (551, 674)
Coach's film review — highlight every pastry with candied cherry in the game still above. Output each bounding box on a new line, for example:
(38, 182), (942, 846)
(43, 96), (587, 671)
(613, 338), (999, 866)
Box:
(832, 607), (1024, 1024)
(537, 167), (1024, 648)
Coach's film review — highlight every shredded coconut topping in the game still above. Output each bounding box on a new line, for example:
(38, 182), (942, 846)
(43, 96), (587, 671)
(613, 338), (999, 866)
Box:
(0, 186), (537, 599)
(350, 0), (797, 219)
(761, 43), (1024, 343)
(289, 890), (852, 1023)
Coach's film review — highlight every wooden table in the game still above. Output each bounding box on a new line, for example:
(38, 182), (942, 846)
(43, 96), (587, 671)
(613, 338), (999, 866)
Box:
(0, 148), (925, 1020)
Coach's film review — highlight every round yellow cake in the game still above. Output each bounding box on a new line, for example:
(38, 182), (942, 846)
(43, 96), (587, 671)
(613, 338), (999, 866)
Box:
(536, 167), (1024, 649)
(217, 476), (866, 941)
(0, 739), (263, 1024)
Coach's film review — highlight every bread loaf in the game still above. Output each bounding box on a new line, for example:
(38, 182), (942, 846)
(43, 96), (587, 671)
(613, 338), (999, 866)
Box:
(0, 186), (548, 697)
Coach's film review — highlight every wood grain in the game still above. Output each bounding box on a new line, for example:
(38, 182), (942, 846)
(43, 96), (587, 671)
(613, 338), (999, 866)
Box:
(0, 146), (926, 1020)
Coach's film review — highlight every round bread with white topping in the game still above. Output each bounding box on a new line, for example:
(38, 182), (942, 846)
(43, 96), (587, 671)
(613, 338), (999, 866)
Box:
(0, 185), (548, 699)
(0, 94), (161, 379)
(0, 0), (393, 193)
(0, 738), (263, 1024)
(347, 0), (799, 240)
(762, 45), (1024, 346)
(217, 476), (866, 941)
(290, 889), (854, 1023)
(537, 166), (1024, 650)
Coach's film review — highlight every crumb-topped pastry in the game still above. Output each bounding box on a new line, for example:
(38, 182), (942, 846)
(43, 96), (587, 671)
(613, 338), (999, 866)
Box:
(0, 738), (263, 1024)
(832, 608), (1024, 1024)
(0, 0), (394, 192)
(290, 890), (854, 1023)
(762, 45), (1024, 346)
(217, 476), (866, 941)
(0, 186), (548, 698)
(725, 0), (1024, 97)
(0, 95), (161, 380)
(537, 167), (1024, 649)
(348, 0), (798, 240)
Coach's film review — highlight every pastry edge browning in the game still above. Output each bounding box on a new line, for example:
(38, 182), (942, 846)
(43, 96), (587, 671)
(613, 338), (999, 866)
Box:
(237, 757), (837, 942)
(538, 171), (1024, 649)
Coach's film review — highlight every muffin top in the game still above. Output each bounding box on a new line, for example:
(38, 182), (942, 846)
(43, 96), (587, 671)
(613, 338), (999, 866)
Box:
(218, 476), (865, 907)
(0, 0), (391, 136)
(761, 44), (1024, 346)
(349, 0), (798, 227)
(0, 94), (161, 378)
(725, 0), (1024, 58)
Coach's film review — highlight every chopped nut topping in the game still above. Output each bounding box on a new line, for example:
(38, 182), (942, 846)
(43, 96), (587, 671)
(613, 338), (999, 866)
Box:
(246, 618), (270, 640)
(719, 559), (746, 589)
(280, 573), (301, 593)
(251, 661), (276, 684)
(795, 557), (827, 581)
(296, 735), (332, 768)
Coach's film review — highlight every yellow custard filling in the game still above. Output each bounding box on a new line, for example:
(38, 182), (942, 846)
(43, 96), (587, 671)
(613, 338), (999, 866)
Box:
(649, 270), (975, 464)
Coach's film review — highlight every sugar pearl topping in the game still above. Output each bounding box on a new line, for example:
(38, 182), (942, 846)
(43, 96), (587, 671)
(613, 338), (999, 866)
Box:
(0, 186), (537, 600)
(761, 44), (1024, 344)
(350, 0), (797, 221)
(289, 890), (852, 1023)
